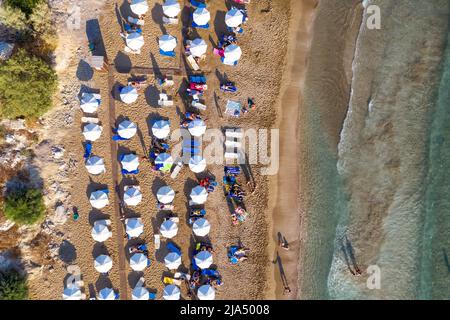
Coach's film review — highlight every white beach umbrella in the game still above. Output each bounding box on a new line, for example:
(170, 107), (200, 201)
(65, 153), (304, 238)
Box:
(157, 186), (175, 204)
(190, 38), (207, 57)
(80, 93), (100, 113)
(152, 120), (170, 139)
(132, 287), (149, 300)
(225, 8), (244, 27)
(120, 85), (139, 104)
(155, 153), (174, 170)
(163, 285), (180, 300)
(85, 156), (106, 175)
(83, 123), (102, 141)
(159, 34), (177, 52)
(194, 251), (213, 269)
(193, 218), (211, 237)
(190, 185), (208, 204)
(163, 0), (181, 18)
(124, 186), (142, 206)
(126, 32), (145, 51)
(89, 190), (109, 209)
(130, 253), (148, 271)
(193, 7), (210, 26)
(126, 218), (144, 238)
(121, 153), (139, 172)
(117, 120), (137, 139)
(164, 252), (181, 270)
(224, 44), (242, 62)
(98, 287), (115, 300)
(63, 286), (82, 300)
(187, 119), (206, 137)
(94, 255), (113, 273)
(189, 155), (206, 173)
(130, 0), (148, 15)
(91, 221), (112, 242)
(160, 220), (178, 239)
(197, 284), (215, 300)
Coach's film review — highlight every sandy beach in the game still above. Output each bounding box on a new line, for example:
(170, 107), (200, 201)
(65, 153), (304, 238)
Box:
(27, 0), (295, 300)
(267, 0), (317, 299)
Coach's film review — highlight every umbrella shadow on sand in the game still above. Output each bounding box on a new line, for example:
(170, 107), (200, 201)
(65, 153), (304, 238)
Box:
(151, 3), (167, 34)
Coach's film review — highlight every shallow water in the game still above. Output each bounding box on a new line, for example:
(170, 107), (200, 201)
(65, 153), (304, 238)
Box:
(300, 0), (450, 299)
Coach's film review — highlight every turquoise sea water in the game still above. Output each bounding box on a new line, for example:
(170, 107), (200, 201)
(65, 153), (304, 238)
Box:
(299, 0), (450, 299)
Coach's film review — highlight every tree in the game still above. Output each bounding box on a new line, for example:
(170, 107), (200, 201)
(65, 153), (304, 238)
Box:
(0, 5), (28, 33)
(0, 49), (57, 119)
(4, 0), (42, 16)
(3, 187), (45, 225)
(0, 270), (28, 300)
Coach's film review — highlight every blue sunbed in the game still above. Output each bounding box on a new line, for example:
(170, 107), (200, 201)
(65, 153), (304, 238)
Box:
(167, 242), (182, 255)
(112, 134), (129, 141)
(84, 142), (92, 159)
(201, 269), (219, 277)
(190, 0), (207, 8)
(189, 75), (207, 83)
(122, 169), (139, 174)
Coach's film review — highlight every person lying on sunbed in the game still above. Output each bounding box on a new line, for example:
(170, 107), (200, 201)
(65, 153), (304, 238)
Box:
(243, 97), (256, 113)
(189, 208), (206, 224)
(129, 244), (148, 256)
(199, 177), (217, 193)
(189, 270), (201, 290)
(128, 79), (146, 91)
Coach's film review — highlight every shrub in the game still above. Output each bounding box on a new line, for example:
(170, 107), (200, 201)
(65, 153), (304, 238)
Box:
(28, 2), (58, 56)
(0, 270), (28, 300)
(4, 187), (45, 225)
(0, 5), (28, 33)
(0, 49), (57, 119)
(4, 0), (42, 16)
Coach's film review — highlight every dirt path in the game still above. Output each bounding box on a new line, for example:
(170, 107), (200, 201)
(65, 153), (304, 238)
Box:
(106, 64), (129, 300)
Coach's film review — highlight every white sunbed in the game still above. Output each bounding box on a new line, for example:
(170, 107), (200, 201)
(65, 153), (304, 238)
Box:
(168, 217), (180, 223)
(225, 129), (243, 138)
(225, 140), (242, 148)
(192, 100), (207, 111)
(186, 55), (200, 71)
(81, 117), (99, 124)
(163, 16), (178, 25)
(158, 93), (174, 107)
(154, 234), (160, 250)
(170, 158), (183, 179)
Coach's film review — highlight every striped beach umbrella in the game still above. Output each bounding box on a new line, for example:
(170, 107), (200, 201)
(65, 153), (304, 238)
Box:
(197, 284), (215, 300)
(94, 255), (113, 273)
(163, 0), (180, 18)
(152, 120), (170, 139)
(193, 7), (210, 26)
(85, 156), (105, 175)
(160, 220), (178, 239)
(163, 285), (180, 300)
(164, 252), (181, 270)
(156, 186), (175, 204)
(89, 190), (109, 209)
(124, 186), (143, 206)
(130, 253), (148, 271)
(189, 155), (206, 173)
(98, 287), (116, 300)
(193, 218), (211, 237)
(159, 34), (177, 52)
(126, 218), (144, 238)
(132, 287), (149, 300)
(190, 185), (208, 204)
(117, 120), (137, 139)
(194, 250), (213, 269)
(120, 85), (139, 104)
(130, 0), (148, 15)
(225, 8), (244, 27)
(82, 123), (102, 141)
(190, 38), (207, 57)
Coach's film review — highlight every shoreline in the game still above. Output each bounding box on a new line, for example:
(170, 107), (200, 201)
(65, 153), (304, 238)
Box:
(267, 0), (318, 300)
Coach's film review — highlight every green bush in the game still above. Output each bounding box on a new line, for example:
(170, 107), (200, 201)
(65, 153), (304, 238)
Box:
(4, 0), (42, 16)
(0, 49), (57, 119)
(4, 187), (45, 225)
(0, 270), (28, 300)
(0, 5), (28, 33)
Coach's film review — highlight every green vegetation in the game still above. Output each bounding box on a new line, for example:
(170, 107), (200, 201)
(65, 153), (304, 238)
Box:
(4, 0), (42, 16)
(0, 1), (58, 56)
(0, 49), (57, 119)
(4, 187), (45, 225)
(0, 270), (28, 300)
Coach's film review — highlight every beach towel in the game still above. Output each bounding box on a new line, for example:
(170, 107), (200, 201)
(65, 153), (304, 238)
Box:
(224, 166), (241, 175)
(149, 292), (156, 300)
(190, 0), (207, 8)
(84, 142), (92, 159)
(189, 75), (207, 83)
(191, 258), (200, 271)
(122, 169), (139, 174)
(124, 24), (142, 34)
(201, 269), (219, 277)
(167, 242), (182, 255)
(159, 49), (176, 57)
